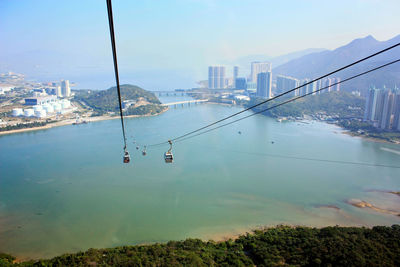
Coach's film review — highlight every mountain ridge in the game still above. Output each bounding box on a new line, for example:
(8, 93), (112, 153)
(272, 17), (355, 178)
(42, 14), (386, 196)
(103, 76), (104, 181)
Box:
(273, 34), (400, 94)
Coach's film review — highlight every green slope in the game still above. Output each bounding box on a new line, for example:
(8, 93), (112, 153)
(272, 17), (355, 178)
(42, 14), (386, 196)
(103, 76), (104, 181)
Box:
(2, 225), (400, 266)
(75, 84), (162, 113)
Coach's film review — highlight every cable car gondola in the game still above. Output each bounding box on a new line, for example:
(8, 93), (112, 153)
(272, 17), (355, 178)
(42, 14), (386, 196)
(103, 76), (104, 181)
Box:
(164, 140), (173, 163)
(123, 148), (130, 163)
(142, 146), (147, 156)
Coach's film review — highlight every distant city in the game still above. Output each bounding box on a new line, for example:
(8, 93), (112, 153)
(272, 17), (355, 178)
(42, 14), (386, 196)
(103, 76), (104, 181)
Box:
(206, 62), (341, 99)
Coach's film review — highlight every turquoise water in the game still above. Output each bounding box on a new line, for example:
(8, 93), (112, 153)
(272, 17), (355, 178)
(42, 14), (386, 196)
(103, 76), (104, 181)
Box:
(1, 101), (400, 259)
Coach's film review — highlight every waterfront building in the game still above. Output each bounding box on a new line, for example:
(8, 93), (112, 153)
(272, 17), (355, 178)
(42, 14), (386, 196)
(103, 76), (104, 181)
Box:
(393, 93), (400, 131)
(276, 75), (299, 96)
(364, 86), (400, 130)
(251, 62), (271, 84)
(61, 80), (71, 97)
(235, 78), (247, 90)
(256, 72), (272, 99)
(208, 66), (226, 89)
(380, 89), (396, 130)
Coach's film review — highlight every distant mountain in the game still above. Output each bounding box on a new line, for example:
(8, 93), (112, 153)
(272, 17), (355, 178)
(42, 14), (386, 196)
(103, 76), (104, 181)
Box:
(226, 48), (326, 71)
(273, 35), (400, 94)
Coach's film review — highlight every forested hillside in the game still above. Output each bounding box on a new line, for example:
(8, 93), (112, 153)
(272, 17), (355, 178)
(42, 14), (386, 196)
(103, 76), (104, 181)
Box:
(2, 225), (399, 266)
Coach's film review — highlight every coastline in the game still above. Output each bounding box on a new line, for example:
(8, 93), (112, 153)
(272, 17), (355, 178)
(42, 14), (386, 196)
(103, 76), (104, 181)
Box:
(340, 129), (400, 144)
(0, 107), (168, 136)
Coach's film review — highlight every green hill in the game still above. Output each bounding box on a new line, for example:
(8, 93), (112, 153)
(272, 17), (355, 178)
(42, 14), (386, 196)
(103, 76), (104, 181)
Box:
(2, 225), (400, 266)
(74, 84), (162, 113)
(248, 91), (365, 119)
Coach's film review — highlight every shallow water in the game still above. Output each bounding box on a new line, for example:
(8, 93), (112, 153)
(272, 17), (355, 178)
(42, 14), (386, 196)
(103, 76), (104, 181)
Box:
(0, 100), (399, 259)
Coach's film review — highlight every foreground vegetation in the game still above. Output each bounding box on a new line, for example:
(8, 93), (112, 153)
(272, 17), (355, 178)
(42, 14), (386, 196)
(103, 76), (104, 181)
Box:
(2, 225), (400, 266)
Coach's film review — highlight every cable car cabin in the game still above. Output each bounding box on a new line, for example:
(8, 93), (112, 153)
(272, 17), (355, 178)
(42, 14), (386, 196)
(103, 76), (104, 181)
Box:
(123, 151), (130, 163)
(142, 151), (147, 156)
(164, 151), (173, 163)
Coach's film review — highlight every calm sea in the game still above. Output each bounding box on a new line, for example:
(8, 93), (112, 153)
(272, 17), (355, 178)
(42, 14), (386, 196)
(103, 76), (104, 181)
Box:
(1, 97), (399, 259)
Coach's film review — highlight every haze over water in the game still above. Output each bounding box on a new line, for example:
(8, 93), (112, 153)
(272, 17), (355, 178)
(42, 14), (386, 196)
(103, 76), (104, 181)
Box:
(1, 98), (400, 260)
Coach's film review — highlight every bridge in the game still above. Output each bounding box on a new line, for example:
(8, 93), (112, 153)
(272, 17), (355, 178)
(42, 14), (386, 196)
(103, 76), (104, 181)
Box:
(162, 99), (208, 107)
(151, 90), (204, 97)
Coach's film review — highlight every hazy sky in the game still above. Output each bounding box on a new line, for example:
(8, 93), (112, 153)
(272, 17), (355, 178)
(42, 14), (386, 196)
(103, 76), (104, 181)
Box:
(1, 0), (399, 90)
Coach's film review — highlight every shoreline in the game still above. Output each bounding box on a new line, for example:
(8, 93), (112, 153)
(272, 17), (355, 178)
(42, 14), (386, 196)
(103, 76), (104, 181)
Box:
(9, 222), (390, 262)
(0, 107), (168, 136)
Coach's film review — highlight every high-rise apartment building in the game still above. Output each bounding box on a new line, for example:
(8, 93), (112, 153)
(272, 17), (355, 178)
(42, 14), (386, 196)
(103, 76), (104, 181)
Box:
(256, 72), (272, 99)
(208, 66), (226, 89)
(276, 75), (299, 96)
(251, 62), (271, 84)
(61, 80), (71, 97)
(380, 90), (396, 130)
(233, 66), (239, 88)
(364, 86), (400, 130)
(235, 78), (247, 90)
(299, 79), (310, 96)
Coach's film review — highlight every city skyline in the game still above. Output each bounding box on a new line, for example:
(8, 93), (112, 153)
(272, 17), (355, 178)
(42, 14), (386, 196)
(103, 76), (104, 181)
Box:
(1, 1), (400, 90)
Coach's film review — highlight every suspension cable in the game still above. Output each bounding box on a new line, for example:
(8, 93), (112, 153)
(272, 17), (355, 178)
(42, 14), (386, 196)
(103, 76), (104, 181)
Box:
(106, 0), (128, 149)
(146, 43), (400, 147)
(172, 59), (400, 144)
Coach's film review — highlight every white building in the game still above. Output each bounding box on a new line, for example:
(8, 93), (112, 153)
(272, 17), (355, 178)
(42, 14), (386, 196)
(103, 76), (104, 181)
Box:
(251, 62), (272, 84)
(256, 72), (272, 99)
(24, 109), (34, 117)
(61, 80), (71, 97)
(208, 66), (226, 89)
(12, 108), (23, 117)
(34, 110), (47, 118)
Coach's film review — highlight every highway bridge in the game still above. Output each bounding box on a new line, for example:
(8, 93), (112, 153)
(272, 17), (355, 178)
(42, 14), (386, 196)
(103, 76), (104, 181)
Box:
(151, 90), (204, 97)
(162, 99), (208, 107)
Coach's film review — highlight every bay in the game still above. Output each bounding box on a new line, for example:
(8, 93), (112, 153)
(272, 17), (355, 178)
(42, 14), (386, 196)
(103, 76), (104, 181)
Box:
(0, 98), (399, 260)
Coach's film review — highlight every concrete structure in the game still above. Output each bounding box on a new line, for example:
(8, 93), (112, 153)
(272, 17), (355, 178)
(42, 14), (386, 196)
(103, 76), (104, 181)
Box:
(251, 62), (271, 84)
(256, 72), (272, 99)
(299, 79), (310, 96)
(25, 96), (57, 106)
(380, 89), (396, 130)
(33, 105), (43, 112)
(34, 110), (47, 118)
(43, 104), (54, 114)
(208, 66), (226, 89)
(61, 80), (71, 97)
(53, 103), (62, 112)
(24, 109), (34, 117)
(12, 108), (23, 117)
(234, 95), (250, 101)
(61, 99), (71, 109)
(276, 75), (299, 96)
(364, 86), (400, 130)
(233, 66), (239, 88)
(393, 93), (400, 131)
(235, 78), (247, 90)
